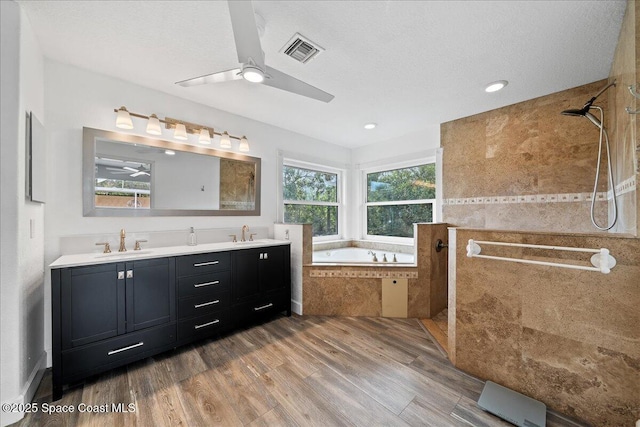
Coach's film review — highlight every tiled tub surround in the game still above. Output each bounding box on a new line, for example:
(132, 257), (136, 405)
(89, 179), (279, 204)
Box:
(441, 79), (624, 234)
(303, 223), (448, 318)
(449, 228), (640, 427)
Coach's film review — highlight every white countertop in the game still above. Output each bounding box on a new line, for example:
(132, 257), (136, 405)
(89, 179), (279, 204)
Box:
(50, 239), (291, 269)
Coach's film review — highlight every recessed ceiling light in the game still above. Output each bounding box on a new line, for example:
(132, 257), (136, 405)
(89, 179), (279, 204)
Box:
(485, 80), (508, 93)
(364, 123), (377, 130)
(164, 150), (176, 156)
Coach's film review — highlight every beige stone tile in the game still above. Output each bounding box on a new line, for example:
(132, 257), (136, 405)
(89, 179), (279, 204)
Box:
(441, 115), (487, 165)
(483, 202), (610, 234)
(442, 205), (486, 228)
(485, 105), (538, 159)
(484, 152), (539, 196)
(520, 328), (640, 427)
(442, 160), (487, 198)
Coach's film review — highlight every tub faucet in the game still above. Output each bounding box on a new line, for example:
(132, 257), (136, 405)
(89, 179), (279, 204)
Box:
(367, 250), (378, 262)
(241, 225), (249, 242)
(118, 229), (127, 252)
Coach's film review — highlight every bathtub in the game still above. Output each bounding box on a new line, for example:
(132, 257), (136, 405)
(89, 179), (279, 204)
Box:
(313, 247), (414, 265)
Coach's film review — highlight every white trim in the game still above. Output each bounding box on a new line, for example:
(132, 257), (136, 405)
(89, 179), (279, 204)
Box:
(354, 148), (440, 171)
(280, 154), (346, 240)
(0, 351), (46, 427)
(290, 299), (302, 315)
(361, 157), (437, 242)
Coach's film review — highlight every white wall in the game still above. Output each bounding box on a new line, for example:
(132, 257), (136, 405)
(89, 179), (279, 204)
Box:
(42, 60), (351, 364)
(1, 2), (46, 426)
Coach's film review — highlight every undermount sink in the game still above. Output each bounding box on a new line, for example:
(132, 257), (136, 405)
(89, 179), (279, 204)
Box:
(95, 250), (154, 258)
(235, 239), (270, 245)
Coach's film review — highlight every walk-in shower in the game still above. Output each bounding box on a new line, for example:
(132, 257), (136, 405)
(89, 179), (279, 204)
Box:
(561, 81), (617, 231)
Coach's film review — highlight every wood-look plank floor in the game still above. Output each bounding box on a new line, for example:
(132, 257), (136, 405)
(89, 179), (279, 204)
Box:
(420, 309), (449, 356)
(16, 315), (585, 427)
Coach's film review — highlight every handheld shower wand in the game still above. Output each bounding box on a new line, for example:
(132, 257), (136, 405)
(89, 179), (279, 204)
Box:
(561, 81), (617, 231)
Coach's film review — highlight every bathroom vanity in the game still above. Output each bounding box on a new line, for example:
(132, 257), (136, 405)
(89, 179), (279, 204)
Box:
(50, 240), (291, 400)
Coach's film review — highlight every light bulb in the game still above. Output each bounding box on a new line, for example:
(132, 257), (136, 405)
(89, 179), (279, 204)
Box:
(242, 66), (265, 83)
(174, 123), (188, 140)
(239, 136), (250, 152)
(485, 80), (508, 93)
(146, 114), (162, 135)
(199, 128), (211, 144)
(220, 131), (231, 148)
(115, 106), (133, 129)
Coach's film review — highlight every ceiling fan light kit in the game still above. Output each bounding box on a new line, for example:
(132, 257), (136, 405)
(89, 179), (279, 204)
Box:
(113, 107), (250, 151)
(175, 0), (334, 103)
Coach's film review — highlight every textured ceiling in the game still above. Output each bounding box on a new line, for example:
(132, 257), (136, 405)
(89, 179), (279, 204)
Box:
(18, 1), (626, 148)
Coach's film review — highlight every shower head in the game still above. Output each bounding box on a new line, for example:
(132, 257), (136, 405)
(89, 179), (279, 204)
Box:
(561, 108), (588, 117)
(561, 81), (615, 128)
(561, 107), (602, 128)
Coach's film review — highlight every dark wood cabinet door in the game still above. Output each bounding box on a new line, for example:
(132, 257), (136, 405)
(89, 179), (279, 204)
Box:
(60, 262), (125, 349)
(232, 249), (260, 302)
(125, 258), (176, 332)
(259, 246), (288, 293)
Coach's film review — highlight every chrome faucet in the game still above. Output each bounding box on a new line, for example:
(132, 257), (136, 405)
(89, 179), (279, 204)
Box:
(367, 250), (378, 262)
(119, 229), (127, 252)
(241, 225), (249, 242)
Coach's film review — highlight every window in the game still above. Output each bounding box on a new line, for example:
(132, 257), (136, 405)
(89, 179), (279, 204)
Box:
(365, 162), (436, 238)
(282, 163), (341, 237)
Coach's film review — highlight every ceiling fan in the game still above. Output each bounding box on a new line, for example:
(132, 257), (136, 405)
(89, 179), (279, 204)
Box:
(106, 166), (150, 178)
(175, 1), (334, 103)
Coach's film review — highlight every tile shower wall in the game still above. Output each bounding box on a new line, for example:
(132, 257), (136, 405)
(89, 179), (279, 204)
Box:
(441, 80), (621, 233)
(609, 0), (638, 235)
(452, 228), (640, 427)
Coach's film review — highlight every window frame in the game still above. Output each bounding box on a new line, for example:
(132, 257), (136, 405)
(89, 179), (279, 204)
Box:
(281, 157), (345, 241)
(362, 157), (437, 244)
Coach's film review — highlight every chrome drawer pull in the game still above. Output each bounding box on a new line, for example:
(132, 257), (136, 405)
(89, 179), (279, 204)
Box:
(194, 319), (219, 329)
(107, 341), (144, 356)
(193, 261), (219, 267)
(254, 303), (273, 311)
(194, 299), (220, 309)
(193, 280), (220, 288)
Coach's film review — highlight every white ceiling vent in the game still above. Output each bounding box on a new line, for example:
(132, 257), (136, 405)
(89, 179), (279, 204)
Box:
(280, 33), (325, 64)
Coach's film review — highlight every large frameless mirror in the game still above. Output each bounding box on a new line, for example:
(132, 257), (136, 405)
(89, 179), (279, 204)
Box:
(83, 127), (261, 216)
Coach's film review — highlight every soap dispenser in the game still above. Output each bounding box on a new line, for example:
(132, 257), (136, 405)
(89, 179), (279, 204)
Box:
(188, 227), (197, 246)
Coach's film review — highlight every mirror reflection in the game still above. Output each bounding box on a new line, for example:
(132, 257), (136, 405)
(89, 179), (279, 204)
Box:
(83, 127), (261, 217)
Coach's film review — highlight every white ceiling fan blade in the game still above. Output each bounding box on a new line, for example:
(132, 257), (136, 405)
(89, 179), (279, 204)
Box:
(227, 0), (265, 68)
(264, 66), (334, 103)
(130, 171), (150, 177)
(176, 68), (242, 87)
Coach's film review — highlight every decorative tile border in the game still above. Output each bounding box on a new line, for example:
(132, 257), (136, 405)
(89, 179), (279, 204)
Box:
(443, 192), (604, 206)
(444, 176), (637, 206)
(610, 175), (637, 198)
(309, 269), (418, 279)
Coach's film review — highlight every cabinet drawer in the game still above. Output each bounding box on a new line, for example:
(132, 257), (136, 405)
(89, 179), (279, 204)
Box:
(234, 290), (288, 324)
(178, 290), (230, 319)
(178, 310), (230, 342)
(176, 252), (230, 277)
(62, 324), (176, 379)
(177, 271), (230, 298)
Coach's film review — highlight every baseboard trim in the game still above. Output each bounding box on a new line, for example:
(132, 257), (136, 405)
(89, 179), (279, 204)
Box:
(291, 299), (302, 315)
(0, 351), (47, 427)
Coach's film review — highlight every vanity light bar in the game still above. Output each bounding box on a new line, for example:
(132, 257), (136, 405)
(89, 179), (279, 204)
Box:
(112, 107), (246, 144)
